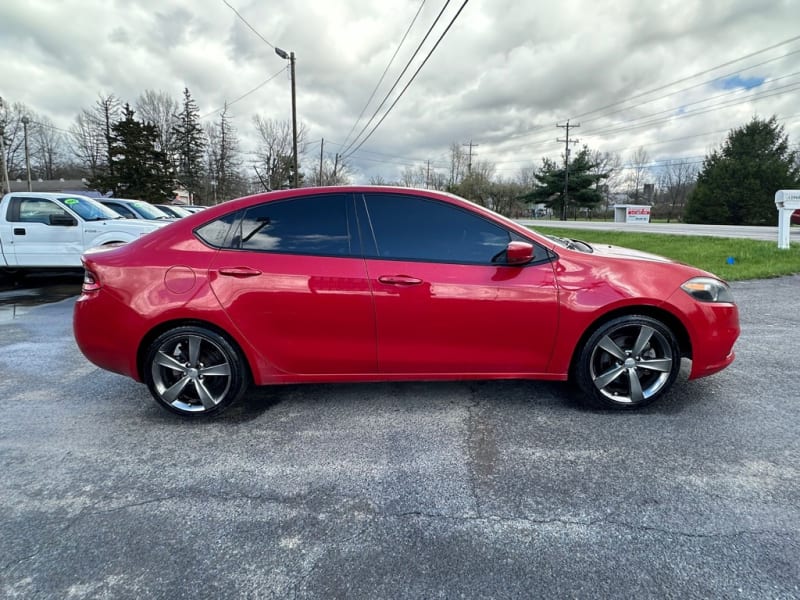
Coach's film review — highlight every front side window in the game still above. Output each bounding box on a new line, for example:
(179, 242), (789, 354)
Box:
(362, 193), (512, 264)
(231, 194), (352, 257)
(104, 202), (137, 219)
(130, 201), (170, 219)
(12, 198), (71, 224)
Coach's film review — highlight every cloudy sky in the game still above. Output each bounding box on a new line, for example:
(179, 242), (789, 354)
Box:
(1, 0), (798, 183)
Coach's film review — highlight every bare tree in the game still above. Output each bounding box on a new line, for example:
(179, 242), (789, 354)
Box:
(252, 116), (308, 190)
(69, 111), (105, 178)
(135, 89), (179, 156)
(1, 100), (28, 177)
(68, 94), (121, 179)
(516, 165), (537, 189)
(589, 149), (622, 214)
(657, 159), (699, 222)
(30, 116), (65, 180)
(625, 146), (651, 203)
(448, 142), (467, 186)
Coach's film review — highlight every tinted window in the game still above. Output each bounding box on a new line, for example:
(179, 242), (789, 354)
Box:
(233, 194), (352, 257)
(363, 193), (510, 264)
(195, 211), (241, 248)
(104, 202), (137, 219)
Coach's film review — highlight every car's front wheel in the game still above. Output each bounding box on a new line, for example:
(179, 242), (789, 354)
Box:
(575, 315), (681, 409)
(144, 325), (249, 417)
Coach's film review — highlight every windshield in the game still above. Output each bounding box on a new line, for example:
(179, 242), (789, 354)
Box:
(544, 234), (594, 253)
(130, 201), (171, 219)
(57, 196), (121, 221)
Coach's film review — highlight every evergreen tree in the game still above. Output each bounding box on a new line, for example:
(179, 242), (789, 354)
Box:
(521, 147), (607, 219)
(685, 116), (800, 225)
(172, 88), (206, 202)
(90, 104), (175, 201)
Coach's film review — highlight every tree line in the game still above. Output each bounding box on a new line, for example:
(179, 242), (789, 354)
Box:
(0, 89), (342, 203)
(2, 93), (798, 224)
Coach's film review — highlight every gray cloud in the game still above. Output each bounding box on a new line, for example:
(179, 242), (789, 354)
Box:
(1, 0), (798, 183)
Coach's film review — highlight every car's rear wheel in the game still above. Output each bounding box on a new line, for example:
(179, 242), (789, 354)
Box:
(575, 315), (680, 409)
(144, 326), (248, 417)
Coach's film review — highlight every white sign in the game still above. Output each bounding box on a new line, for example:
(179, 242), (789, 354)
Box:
(626, 206), (651, 223)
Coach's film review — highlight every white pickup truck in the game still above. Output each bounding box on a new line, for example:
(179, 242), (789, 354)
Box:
(0, 192), (167, 270)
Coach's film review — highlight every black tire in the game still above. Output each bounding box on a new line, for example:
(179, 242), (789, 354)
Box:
(143, 325), (249, 417)
(574, 315), (680, 409)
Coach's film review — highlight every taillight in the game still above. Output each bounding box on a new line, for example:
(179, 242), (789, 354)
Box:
(82, 269), (101, 292)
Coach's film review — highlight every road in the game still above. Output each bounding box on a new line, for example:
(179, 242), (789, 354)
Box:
(1, 278), (799, 598)
(518, 218), (800, 242)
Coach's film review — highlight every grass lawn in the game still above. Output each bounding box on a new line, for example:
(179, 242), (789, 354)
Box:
(529, 226), (800, 281)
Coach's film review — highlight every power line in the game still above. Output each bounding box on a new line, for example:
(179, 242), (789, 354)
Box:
(222, 0), (276, 50)
(341, 0), (427, 149)
(199, 66), (287, 119)
(579, 49), (800, 126)
(582, 81), (800, 139)
(340, 0), (454, 157)
(342, 0), (470, 160)
(570, 33), (800, 121)
(494, 42), (800, 151)
(486, 72), (800, 157)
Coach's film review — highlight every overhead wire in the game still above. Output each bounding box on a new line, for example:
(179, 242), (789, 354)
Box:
(342, 0), (470, 160)
(569, 33), (800, 121)
(340, 0), (454, 157)
(222, 0), (276, 50)
(340, 0), (427, 149)
(199, 66), (287, 119)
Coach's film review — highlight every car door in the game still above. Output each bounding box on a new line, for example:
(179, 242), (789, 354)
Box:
(5, 196), (84, 266)
(206, 193), (378, 376)
(359, 192), (559, 375)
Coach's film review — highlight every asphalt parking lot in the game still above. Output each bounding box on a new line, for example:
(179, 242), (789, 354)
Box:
(1, 275), (798, 599)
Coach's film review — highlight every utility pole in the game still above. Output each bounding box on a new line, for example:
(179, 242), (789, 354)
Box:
(275, 48), (299, 188)
(332, 153), (339, 181)
(0, 97), (9, 195)
(463, 140), (478, 175)
(556, 120), (579, 221)
(426, 160), (431, 189)
(21, 115), (32, 192)
(319, 138), (324, 186)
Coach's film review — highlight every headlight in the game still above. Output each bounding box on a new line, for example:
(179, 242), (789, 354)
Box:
(681, 277), (735, 303)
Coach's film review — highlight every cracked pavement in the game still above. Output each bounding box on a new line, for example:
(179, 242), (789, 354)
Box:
(0, 276), (799, 599)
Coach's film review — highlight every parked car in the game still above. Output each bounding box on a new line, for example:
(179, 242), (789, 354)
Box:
(181, 205), (208, 214)
(0, 192), (167, 271)
(155, 204), (192, 218)
(98, 198), (175, 221)
(74, 186), (739, 417)
(792, 210), (800, 225)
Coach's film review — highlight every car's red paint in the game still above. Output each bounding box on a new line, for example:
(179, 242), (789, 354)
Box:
(73, 186), (739, 408)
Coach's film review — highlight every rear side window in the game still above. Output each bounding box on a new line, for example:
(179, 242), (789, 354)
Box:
(195, 211), (241, 248)
(205, 194), (354, 257)
(362, 193), (511, 264)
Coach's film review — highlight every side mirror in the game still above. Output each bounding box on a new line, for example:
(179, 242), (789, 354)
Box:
(506, 241), (534, 265)
(49, 214), (78, 227)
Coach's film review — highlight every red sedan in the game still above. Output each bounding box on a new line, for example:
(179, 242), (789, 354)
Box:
(73, 187), (739, 416)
